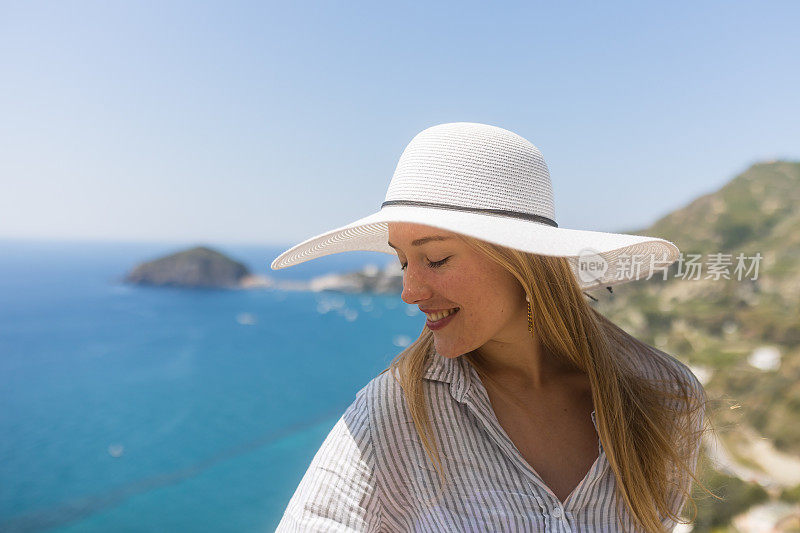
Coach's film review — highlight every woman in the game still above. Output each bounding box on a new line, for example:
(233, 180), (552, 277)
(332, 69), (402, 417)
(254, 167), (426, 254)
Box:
(271, 122), (711, 532)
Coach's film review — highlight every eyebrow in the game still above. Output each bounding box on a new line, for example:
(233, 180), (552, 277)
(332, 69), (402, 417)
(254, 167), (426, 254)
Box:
(387, 235), (453, 249)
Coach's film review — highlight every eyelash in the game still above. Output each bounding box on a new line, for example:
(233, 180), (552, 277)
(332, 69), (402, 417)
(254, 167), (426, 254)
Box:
(399, 256), (451, 271)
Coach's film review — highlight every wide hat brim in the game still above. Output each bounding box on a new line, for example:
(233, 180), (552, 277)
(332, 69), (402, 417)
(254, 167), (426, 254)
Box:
(270, 205), (679, 291)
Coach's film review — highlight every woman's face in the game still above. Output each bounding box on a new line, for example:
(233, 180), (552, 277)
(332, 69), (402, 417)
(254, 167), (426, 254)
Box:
(387, 222), (529, 359)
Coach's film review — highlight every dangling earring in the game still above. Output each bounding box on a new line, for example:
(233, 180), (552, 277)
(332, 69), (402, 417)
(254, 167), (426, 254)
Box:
(525, 294), (533, 333)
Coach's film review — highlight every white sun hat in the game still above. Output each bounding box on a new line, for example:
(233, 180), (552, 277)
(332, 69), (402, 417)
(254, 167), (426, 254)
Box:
(270, 122), (679, 290)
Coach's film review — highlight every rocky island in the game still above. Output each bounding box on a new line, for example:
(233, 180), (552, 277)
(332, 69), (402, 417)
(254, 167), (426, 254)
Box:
(124, 245), (255, 289)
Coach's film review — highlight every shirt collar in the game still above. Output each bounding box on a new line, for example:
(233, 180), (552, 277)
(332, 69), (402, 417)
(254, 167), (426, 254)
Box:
(421, 350), (473, 403)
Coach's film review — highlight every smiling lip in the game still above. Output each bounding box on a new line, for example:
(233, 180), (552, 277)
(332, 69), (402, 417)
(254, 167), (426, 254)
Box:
(420, 307), (459, 313)
(426, 308), (460, 330)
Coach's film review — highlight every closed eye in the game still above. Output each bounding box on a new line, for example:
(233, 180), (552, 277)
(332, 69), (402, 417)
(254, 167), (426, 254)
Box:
(399, 256), (452, 271)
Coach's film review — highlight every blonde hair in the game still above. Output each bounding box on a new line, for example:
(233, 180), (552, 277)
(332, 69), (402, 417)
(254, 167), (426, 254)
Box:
(379, 234), (717, 532)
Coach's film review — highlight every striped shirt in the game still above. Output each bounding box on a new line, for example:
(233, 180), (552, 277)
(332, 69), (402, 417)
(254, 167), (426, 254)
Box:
(275, 350), (704, 532)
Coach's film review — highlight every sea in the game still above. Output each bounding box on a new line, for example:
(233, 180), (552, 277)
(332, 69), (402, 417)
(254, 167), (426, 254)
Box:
(0, 238), (423, 532)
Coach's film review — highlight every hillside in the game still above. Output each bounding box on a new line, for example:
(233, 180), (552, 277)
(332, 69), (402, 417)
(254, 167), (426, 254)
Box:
(584, 160), (800, 527)
(591, 160), (800, 457)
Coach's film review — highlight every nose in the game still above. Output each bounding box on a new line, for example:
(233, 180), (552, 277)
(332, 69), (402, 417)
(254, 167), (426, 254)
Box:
(400, 263), (433, 305)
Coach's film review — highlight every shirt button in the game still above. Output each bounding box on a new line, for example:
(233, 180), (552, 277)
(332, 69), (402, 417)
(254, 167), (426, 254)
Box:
(551, 507), (563, 518)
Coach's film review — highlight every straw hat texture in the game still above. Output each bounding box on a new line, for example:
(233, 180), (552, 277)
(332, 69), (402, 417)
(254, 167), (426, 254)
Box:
(271, 122), (679, 290)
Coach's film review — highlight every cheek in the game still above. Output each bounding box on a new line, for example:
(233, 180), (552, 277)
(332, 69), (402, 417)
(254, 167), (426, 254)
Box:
(445, 278), (477, 307)
(452, 280), (493, 321)
(466, 275), (520, 321)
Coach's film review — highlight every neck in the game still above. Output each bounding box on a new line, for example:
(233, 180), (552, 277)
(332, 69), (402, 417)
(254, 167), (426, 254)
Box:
(467, 333), (580, 393)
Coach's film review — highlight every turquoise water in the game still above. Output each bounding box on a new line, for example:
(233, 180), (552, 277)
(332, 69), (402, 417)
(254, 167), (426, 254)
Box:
(0, 239), (420, 532)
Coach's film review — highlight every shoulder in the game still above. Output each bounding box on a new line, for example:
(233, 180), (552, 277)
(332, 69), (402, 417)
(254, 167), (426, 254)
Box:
(359, 366), (403, 396)
(632, 346), (708, 438)
(351, 364), (454, 451)
(633, 344), (705, 399)
(353, 366), (416, 424)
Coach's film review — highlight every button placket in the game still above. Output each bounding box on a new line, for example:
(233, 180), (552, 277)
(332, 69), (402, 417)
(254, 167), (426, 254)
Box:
(546, 504), (572, 533)
(547, 505), (572, 533)
(562, 510), (574, 533)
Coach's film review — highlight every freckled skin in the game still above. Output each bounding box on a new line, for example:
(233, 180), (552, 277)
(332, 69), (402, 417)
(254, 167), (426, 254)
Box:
(387, 222), (530, 361)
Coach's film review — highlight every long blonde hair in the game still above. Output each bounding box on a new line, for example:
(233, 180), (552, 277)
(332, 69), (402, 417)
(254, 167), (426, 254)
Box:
(379, 234), (716, 532)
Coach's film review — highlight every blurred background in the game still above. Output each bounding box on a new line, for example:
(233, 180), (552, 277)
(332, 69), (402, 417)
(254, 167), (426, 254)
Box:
(1, 2), (799, 531)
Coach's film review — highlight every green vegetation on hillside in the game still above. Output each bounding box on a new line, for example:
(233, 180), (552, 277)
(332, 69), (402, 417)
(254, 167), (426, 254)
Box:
(589, 161), (800, 529)
(595, 161), (800, 457)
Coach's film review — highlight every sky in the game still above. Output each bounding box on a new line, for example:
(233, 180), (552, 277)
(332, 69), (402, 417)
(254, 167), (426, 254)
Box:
(1, 1), (798, 248)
